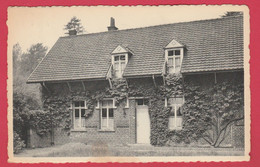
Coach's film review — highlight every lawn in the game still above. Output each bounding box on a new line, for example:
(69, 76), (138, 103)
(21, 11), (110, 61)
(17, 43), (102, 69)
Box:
(15, 142), (244, 157)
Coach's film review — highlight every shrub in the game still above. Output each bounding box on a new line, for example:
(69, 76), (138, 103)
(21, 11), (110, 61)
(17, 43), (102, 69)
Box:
(13, 131), (25, 154)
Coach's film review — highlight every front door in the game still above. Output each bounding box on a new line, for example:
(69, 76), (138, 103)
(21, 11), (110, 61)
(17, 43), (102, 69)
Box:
(136, 101), (150, 144)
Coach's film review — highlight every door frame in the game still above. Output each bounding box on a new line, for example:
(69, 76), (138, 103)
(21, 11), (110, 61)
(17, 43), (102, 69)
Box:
(134, 98), (150, 144)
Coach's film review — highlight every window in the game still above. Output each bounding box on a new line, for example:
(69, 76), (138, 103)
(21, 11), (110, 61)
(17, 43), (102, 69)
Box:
(113, 54), (127, 78)
(136, 99), (149, 106)
(166, 97), (184, 130)
(101, 99), (115, 130)
(167, 49), (181, 73)
(72, 101), (87, 129)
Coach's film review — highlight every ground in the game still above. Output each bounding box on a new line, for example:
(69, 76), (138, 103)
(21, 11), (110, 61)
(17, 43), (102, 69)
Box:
(15, 142), (244, 157)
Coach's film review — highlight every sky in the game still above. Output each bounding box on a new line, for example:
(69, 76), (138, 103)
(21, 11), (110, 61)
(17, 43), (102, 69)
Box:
(7, 5), (243, 53)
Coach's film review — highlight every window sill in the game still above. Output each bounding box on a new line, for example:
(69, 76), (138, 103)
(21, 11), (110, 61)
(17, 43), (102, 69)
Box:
(71, 128), (87, 132)
(98, 129), (115, 132)
(95, 107), (118, 109)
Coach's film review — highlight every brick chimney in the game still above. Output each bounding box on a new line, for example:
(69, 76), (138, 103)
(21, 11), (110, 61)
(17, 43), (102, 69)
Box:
(69, 29), (77, 36)
(107, 17), (118, 31)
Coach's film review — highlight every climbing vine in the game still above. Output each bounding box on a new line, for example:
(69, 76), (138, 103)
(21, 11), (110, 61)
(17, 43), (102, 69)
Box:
(30, 73), (244, 148)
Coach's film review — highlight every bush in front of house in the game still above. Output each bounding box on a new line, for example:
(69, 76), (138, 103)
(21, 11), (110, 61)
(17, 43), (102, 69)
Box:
(13, 131), (26, 154)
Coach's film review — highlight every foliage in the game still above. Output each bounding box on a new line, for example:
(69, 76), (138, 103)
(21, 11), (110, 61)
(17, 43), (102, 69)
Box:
(32, 72), (243, 148)
(13, 43), (22, 76)
(205, 82), (244, 147)
(222, 12), (243, 17)
(13, 43), (48, 146)
(64, 16), (84, 35)
(20, 43), (48, 74)
(13, 92), (40, 141)
(181, 81), (244, 147)
(13, 43), (48, 105)
(13, 131), (26, 154)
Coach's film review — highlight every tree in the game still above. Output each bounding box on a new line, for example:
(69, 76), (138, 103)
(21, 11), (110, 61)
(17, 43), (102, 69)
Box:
(13, 43), (48, 149)
(20, 43), (48, 74)
(222, 12), (243, 18)
(182, 81), (244, 147)
(12, 43), (22, 76)
(64, 16), (85, 35)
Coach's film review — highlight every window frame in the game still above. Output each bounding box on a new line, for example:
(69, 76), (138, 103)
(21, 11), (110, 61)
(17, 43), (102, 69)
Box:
(165, 96), (184, 130)
(112, 53), (128, 78)
(72, 100), (88, 130)
(100, 98), (116, 130)
(165, 48), (183, 74)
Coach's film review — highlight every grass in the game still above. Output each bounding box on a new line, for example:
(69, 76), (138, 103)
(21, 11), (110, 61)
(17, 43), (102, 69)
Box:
(15, 142), (244, 157)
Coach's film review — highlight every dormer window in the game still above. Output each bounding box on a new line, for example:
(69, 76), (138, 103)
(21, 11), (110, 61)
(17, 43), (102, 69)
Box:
(167, 49), (181, 73)
(114, 54), (127, 78)
(111, 45), (132, 78)
(164, 39), (184, 74)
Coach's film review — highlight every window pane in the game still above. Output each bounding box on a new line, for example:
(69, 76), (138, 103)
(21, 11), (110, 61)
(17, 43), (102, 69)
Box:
(168, 97), (183, 105)
(102, 109), (107, 117)
(168, 98), (174, 105)
(75, 109), (79, 117)
(80, 101), (85, 107)
(169, 108), (175, 116)
(175, 57), (181, 67)
(137, 99), (144, 105)
(144, 99), (149, 105)
(114, 56), (119, 61)
(175, 98), (183, 104)
(176, 117), (182, 128)
(109, 109), (113, 118)
(176, 106), (182, 116)
(81, 109), (85, 117)
(102, 118), (107, 128)
(168, 50), (174, 56)
(175, 50), (181, 55)
(102, 100), (107, 107)
(120, 55), (125, 60)
(108, 118), (114, 129)
(107, 100), (113, 107)
(168, 58), (173, 66)
(81, 118), (86, 127)
(75, 118), (80, 128)
(168, 116), (175, 130)
(81, 109), (86, 127)
(74, 102), (79, 107)
(114, 63), (119, 70)
(121, 62), (126, 71)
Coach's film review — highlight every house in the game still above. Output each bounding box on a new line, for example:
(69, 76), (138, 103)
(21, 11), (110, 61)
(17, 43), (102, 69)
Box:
(27, 16), (244, 148)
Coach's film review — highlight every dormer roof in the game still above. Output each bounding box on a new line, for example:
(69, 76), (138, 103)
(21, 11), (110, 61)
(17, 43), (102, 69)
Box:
(165, 39), (184, 49)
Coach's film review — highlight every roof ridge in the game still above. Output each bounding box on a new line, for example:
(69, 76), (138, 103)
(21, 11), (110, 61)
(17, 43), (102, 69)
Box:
(60, 15), (243, 39)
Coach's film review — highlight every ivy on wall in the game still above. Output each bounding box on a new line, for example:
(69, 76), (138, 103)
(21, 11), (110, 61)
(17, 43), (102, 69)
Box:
(30, 72), (244, 147)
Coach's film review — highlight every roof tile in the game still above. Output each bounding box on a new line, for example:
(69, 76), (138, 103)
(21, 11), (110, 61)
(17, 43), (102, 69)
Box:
(27, 16), (243, 83)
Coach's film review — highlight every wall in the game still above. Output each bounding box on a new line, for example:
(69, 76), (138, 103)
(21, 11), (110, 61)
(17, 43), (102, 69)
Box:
(29, 72), (244, 148)
(31, 78), (156, 147)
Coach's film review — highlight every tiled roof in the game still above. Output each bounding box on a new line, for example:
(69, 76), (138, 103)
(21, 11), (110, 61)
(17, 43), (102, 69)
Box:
(27, 16), (243, 83)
